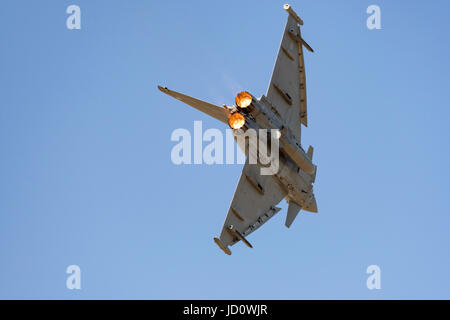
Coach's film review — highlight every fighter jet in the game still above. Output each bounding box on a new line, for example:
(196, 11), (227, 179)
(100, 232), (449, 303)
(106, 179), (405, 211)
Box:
(158, 4), (317, 255)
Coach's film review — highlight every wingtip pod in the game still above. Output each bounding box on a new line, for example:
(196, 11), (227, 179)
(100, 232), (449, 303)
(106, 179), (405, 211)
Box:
(214, 237), (232, 255)
(283, 4), (304, 25)
(157, 85), (169, 93)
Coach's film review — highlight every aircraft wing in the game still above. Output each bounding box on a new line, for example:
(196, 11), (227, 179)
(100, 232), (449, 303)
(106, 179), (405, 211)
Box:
(266, 9), (312, 143)
(157, 86), (229, 124)
(214, 162), (287, 255)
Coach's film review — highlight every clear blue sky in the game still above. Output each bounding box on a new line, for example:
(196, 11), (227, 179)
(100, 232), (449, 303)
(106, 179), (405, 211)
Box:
(0, 0), (449, 299)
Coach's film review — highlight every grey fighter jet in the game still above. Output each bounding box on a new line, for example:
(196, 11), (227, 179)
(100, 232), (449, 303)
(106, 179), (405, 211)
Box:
(158, 4), (317, 255)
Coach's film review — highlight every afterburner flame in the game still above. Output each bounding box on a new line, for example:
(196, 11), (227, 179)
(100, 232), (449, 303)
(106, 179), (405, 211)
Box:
(228, 112), (245, 129)
(235, 91), (252, 108)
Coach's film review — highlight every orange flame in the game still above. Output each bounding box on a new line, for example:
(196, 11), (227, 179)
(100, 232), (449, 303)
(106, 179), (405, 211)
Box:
(235, 91), (252, 108)
(228, 113), (245, 129)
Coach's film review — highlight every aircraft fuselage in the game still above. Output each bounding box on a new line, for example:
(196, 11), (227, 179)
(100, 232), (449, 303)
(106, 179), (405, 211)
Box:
(231, 95), (317, 212)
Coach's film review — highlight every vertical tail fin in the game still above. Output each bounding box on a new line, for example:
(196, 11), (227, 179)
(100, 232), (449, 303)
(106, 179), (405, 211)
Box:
(285, 201), (302, 228)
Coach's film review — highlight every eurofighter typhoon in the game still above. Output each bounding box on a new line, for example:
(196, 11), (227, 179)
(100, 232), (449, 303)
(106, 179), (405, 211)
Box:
(158, 4), (318, 255)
